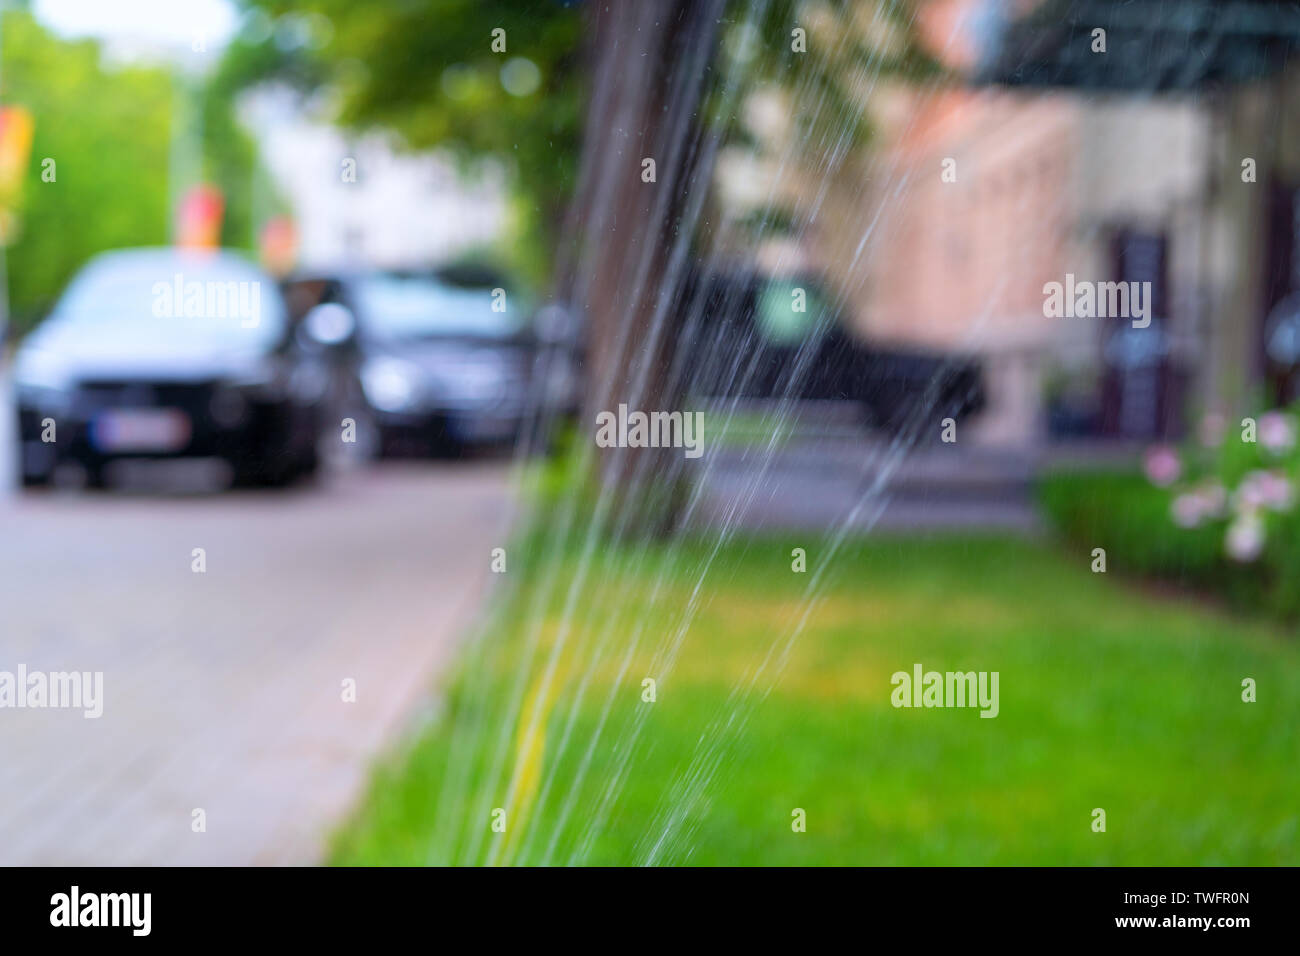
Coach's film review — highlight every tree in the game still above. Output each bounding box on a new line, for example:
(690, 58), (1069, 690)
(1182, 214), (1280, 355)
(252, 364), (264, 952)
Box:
(563, 0), (727, 534)
(564, 0), (935, 530)
(218, 0), (933, 531)
(216, 0), (584, 285)
(1, 9), (263, 334)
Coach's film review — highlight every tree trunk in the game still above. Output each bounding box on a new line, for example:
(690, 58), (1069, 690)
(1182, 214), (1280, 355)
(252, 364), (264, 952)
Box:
(562, 0), (725, 536)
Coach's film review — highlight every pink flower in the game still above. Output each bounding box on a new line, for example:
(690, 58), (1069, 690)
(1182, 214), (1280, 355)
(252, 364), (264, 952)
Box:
(1197, 481), (1228, 517)
(1236, 470), (1294, 512)
(1171, 493), (1203, 528)
(1259, 470), (1293, 511)
(1173, 481), (1230, 528)
(1258, 411), (1296, 454)
(1226, 513), (1265, 563)
(1237, 471), (1270, 510)
(1144, 445), (1181, 487)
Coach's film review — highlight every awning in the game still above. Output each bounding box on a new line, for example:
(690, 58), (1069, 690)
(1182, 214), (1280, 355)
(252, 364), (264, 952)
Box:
(976, 0), (1300, 92)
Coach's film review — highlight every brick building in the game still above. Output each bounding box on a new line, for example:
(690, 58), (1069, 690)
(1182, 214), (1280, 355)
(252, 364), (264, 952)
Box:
(763, 0), (1300, 449)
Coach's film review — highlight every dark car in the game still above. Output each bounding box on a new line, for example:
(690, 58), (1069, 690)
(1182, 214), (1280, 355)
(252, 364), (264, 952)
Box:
(13, 248), (328, 489)
(677, 267), (985, 432)
(281, 268), (579, 456)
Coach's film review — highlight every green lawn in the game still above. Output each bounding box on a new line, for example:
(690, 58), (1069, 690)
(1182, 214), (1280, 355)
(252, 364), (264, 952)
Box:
(331, 533), (1300, 866)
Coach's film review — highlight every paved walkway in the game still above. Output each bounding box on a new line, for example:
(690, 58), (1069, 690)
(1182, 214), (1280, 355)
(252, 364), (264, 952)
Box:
(696, 436), (1041, 533)
(0, 463), (513, 864)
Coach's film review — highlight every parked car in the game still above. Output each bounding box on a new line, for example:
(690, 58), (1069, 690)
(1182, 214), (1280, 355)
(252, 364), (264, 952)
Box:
(678, 266), (985, 432)
(13, 248), (330, 488)
(281, 267), (580, 456)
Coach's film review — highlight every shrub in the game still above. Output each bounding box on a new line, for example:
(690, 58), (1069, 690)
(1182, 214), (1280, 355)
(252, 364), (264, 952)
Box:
(1038, 407), (1300, 624)
(1039, 469), (1224, 585)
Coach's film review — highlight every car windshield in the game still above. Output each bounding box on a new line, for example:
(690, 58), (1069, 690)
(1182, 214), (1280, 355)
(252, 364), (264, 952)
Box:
(45, 252), (285, 350)
(353, 275), (522, 341)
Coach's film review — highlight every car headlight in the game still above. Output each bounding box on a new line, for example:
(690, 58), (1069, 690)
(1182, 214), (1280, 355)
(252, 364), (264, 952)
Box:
(361, 358), (421, 412)
(13, 349), (67, 390)
(13, 350), (72, 412)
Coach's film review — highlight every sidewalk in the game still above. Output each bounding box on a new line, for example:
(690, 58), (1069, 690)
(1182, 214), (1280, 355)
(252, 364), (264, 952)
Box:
(694, 417), (1142, 534)
(0, 463), (513, 864)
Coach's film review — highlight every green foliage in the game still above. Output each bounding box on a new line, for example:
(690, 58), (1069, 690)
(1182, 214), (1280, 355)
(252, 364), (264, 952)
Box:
(222, 0), (584, 283)
(217, 1), (935, 284)
(735, 0), (939, 150)
(2, 10), (263, 334)
(3, 12), (170, 327)
(1038, 470), (1225, 587)
(1039, 432), (1300, 623)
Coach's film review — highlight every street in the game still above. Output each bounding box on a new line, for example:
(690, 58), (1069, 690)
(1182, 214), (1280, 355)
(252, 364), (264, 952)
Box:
(0, 460), (513, 864)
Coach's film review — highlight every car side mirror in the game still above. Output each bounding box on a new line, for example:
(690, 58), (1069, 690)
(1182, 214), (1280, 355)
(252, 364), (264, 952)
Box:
(300, 302), (356, 348)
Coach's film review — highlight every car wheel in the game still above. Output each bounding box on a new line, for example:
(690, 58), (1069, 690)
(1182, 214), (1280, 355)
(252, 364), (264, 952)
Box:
(296, 443), (320, 482)
(231, 457), (295, 489)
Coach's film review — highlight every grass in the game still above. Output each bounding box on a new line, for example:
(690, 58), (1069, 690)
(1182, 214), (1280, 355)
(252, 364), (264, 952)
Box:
(331, 532), (1300, 866)
(706, 409), (798, 449)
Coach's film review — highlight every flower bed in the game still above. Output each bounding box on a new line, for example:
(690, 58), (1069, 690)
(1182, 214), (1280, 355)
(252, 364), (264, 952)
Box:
(1039, 409), (1300, 623)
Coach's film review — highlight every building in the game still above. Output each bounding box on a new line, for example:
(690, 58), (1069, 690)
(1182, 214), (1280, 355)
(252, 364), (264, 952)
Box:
(761, 0), (1300, 449)
(240, 88), (508, 272)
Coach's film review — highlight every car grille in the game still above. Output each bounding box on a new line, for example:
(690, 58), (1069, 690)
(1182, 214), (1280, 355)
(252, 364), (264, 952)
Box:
(74, 381), (216, 414)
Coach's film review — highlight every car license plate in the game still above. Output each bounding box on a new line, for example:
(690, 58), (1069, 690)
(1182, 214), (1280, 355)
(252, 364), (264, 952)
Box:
(92, 409), (191, 452)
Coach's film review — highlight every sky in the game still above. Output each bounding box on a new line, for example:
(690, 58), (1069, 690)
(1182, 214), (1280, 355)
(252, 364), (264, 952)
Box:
(33, 0), (239, 51)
